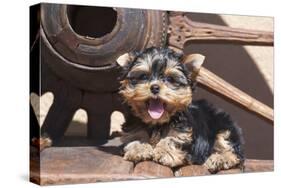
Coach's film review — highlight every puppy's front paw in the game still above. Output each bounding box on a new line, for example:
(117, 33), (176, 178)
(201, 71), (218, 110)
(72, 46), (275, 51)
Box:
(123, 141), (153, 162)
(152, 137), (187, 168)
(204, 152), (240, 173)
(204, 153), (223, 173)
(153, 145), (185, 168)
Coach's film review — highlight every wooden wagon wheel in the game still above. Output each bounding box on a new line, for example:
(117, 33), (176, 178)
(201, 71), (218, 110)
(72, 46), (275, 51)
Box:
(39, 4), (168, 143)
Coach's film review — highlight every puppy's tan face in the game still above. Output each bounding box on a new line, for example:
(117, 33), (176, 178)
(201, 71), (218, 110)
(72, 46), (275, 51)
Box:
(119, 48), (193, 125)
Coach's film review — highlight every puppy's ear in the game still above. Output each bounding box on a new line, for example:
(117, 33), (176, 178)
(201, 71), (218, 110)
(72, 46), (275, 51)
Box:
(116, 52), (135, 67)
(182, 54), (205, 80)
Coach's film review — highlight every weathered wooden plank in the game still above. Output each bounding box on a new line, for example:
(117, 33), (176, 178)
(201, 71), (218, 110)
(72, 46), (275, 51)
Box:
(30, 146), (134, 185)
(217, 159), (274, 175)
(243, 159), (273, 172)
(133, 161), (174, 177)
(176, 159), (273, 176)
(174, 165), (210, 177)
(30, 145), (274, 185)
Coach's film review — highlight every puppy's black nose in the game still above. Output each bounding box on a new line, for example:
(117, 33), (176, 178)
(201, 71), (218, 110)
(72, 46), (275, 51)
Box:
(150, 84), (160, 94)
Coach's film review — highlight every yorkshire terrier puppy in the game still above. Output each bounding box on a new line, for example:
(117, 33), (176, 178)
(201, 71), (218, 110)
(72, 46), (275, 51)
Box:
(117, 47), (244, 173)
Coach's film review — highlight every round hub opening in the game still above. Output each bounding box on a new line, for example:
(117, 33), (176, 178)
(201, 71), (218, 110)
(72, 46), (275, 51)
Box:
(67, 5), (117, 38)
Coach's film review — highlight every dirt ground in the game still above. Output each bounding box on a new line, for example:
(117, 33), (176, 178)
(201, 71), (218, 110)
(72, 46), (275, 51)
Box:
(30, 14), (273, 138)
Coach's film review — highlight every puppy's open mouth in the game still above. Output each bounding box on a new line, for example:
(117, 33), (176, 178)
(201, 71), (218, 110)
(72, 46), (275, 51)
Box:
(146, 98), (165, 119)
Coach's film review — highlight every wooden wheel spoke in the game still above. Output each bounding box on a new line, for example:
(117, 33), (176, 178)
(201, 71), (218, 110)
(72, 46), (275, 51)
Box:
(197, 67), (273, 122)
(168, 13), (274, 50)
(41, 81), (83, 141)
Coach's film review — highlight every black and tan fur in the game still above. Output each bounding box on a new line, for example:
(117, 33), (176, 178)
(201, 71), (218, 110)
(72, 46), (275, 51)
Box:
(118, 47), (244, 173)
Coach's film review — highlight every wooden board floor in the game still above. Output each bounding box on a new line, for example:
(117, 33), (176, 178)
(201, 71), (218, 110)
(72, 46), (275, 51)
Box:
(30, 137), (273, 185)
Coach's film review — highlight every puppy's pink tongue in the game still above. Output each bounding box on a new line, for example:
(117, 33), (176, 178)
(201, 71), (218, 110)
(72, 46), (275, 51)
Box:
(148, 99), (164, 119)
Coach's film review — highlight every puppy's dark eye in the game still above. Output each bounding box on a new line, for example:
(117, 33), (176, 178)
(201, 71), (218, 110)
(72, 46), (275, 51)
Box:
(165, 76), (175, 83)
(139, 74), (148, 80)
(131, 79), (137, 85)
